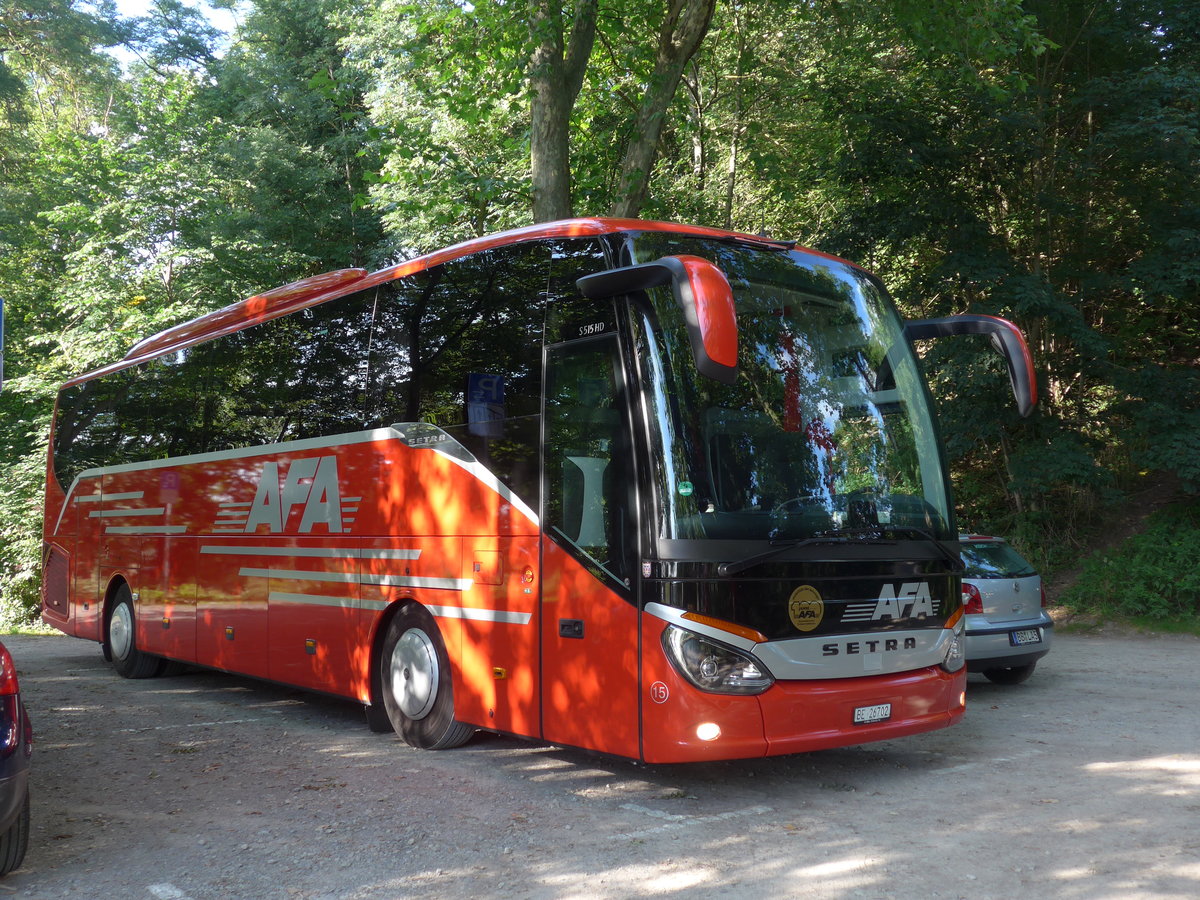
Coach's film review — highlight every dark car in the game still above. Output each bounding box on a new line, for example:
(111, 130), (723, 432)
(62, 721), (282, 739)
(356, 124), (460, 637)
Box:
(0, 640), (31, 875)
(960, 535), (1053, 684)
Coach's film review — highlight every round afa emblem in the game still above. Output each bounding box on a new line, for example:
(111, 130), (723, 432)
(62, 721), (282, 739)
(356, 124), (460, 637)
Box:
(788, 585), (824, 632)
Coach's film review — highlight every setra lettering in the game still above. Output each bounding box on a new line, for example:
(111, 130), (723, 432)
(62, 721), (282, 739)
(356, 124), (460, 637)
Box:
(823, 637), (918, 656)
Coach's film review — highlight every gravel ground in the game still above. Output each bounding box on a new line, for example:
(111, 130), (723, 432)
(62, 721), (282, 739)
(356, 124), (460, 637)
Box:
(1, 629), (1198, 900)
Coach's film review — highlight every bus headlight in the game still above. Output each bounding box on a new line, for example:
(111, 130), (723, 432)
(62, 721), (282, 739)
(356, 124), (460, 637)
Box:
(661, 626), (774, 695)
(941, 619), (966, 673)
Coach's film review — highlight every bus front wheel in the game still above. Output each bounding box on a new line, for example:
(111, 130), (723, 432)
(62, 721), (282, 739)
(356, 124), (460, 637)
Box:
(106, 585), (163, 679)
(380, 605), (474, 750)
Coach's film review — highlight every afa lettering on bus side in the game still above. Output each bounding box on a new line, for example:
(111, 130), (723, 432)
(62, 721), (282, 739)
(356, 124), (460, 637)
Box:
(244, 455), (344, 533)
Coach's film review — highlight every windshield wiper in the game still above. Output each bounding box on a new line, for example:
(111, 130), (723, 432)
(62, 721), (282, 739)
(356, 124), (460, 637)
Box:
(820, 526), (964, 573)
(716, 526), (962, 577)
(716, 535), (853, 577)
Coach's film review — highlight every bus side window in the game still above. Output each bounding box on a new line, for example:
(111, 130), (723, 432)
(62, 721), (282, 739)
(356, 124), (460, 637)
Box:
(544, 334), (633, 589)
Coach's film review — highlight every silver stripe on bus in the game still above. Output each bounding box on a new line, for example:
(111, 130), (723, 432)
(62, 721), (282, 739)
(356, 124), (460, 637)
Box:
(53, 474), (85, 533)
(428, 449), (539, 526)
(53, 426), (540, 535)
(76, 491), (144, 503)
(219, 501), (253, 508)
(89, 507), (166, 518)
(240, 567), (353, 582)
(268, 591), (390, 612)
(426, 605), (532, 625)
(643, 602), (759, 653)
(204, 546), (421, 560)
(841, 604), (878, 621)
(265, 592), (527, 624)
(268, 591), (363, 610)
(360, 574), (474, 591)
(238, 567), (471, 592)
(104, 526), (188, 535)
(841, 599), (943, 622)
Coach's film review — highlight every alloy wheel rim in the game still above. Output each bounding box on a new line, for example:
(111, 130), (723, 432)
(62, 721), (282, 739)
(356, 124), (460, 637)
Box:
(390, 628), (438, 720)
(110, 603), (133, 661)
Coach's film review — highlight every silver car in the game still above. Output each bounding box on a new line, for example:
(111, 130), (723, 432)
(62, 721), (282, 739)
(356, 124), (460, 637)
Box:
(960, 535), (1053, 684)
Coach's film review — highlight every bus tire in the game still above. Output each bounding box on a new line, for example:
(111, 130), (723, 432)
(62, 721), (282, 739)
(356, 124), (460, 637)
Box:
(982, 662), (1036, 685)
(380, 605), (473, 750)
(106, 585), (163, 679)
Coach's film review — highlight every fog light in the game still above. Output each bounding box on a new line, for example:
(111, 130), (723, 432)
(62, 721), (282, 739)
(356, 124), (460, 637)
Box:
(696, 722), (721, 742)
(959, 691), (966, 708)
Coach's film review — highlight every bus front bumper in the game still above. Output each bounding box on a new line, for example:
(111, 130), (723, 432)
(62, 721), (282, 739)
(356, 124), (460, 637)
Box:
(639, 664), (966, 764)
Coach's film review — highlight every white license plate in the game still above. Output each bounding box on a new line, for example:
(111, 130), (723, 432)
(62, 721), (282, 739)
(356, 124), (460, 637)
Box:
(853, 703), (892, 725)
(1010, 629), (1042, 646)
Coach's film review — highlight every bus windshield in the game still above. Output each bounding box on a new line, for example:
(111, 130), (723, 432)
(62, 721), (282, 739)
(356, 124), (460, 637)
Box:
(630, 235), (954, 546)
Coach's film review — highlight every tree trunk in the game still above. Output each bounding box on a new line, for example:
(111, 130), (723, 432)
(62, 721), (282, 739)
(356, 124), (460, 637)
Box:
(683, 62), (707, 191)
(528, 0), (598, 223)
(721, 5), (747, 229)
(610, 0), (717, 219)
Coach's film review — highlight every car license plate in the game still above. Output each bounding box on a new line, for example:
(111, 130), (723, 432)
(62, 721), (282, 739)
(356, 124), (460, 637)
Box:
(853, 703), (891, 725)
(1009, 628), (1042, 646)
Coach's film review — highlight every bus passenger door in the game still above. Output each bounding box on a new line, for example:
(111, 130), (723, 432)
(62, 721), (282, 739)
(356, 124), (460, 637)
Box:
(540, 333), (640, 759)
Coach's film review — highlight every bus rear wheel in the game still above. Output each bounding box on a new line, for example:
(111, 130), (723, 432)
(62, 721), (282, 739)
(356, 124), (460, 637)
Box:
(106, 585), (163, 679)
(380, 605), (473, 750)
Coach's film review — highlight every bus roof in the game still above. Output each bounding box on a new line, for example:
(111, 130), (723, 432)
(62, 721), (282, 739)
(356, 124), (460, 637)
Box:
(73, 218), (856, 387)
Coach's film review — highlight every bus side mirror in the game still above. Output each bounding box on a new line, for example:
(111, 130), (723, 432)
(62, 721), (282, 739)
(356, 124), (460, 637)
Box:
(903, 314), (1038, 417)
(576, 255), (738, 384)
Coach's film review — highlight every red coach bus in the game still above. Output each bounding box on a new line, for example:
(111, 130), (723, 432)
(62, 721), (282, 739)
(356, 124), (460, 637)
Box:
(41, 219), (1035, 763)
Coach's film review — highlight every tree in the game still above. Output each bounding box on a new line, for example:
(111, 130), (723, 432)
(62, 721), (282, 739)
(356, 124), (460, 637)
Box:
(529, 0), (597, 221)
(347, 0), (716, 227)
(607, 0), (715, 217)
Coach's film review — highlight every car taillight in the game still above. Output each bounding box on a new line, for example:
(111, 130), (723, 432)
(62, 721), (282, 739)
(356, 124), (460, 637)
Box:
(961, 583), (983, 615)
(1040, 583), (1047, 609)
(0, 645), (18, 696)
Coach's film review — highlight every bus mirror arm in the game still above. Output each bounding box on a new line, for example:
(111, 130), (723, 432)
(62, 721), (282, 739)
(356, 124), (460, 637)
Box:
(577, 256), (738, 385)
(902, 314), (1038, 417)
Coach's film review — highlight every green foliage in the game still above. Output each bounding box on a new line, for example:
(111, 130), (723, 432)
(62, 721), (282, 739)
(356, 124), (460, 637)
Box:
(0, 426), (47, 626)
(1, 0), (1199, 627)
(1060, 501), (1200, 622)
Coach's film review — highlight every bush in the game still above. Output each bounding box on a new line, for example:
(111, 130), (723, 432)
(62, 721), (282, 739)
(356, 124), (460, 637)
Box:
(1059, 500), (1200, 621)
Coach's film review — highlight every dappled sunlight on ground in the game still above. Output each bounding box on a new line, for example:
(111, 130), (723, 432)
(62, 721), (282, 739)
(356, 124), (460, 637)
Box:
(1084, 755), (1200, 795)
